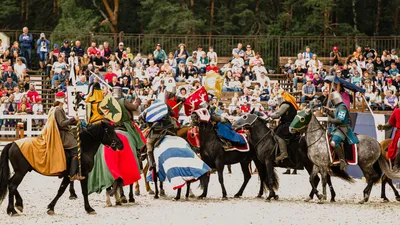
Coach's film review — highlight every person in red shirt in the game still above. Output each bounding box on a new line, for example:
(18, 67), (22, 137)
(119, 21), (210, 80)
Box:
(87, 41), (98, 59)
(206, 62), (219, 73)
(378, 108), (400, 171)
(104, 67), (117, 83)
(26, 83), (39, 103)
(240, 102), (251, 113)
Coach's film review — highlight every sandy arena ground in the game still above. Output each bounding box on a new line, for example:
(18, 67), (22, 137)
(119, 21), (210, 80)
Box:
(2, 164), (400, 225)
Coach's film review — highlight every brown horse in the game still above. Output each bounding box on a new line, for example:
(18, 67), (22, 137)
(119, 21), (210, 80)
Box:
(379, 139), (400, 202)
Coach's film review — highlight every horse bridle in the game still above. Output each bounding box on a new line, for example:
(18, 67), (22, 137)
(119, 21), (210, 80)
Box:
(305, 117), (325, 148)
(86, 125), (117, 148)
(241, 117), (273, 149)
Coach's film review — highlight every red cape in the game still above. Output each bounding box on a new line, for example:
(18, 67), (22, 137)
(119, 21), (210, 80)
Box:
(388, 109), (400, 160)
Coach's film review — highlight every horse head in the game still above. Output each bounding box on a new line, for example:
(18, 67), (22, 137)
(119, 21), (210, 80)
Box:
(86, 120), (124, 150)
(232, 108), (259, 130)
(289, 109), (312, 134)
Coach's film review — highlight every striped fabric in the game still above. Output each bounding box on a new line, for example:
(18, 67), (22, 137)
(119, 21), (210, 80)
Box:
(146, 135), (211, 190)
(145, 101), (168, 123)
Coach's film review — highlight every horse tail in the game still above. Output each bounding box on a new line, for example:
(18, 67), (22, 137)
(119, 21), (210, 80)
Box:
(329, 166), (355, 183)
(378, 154), (400, 180)
(198, 173), (209, 190)
(271, 168), (279, 190)
(0, 143), (12, 203)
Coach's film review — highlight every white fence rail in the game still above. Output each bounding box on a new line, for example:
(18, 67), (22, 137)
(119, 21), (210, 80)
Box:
(0, 115), (48, 137)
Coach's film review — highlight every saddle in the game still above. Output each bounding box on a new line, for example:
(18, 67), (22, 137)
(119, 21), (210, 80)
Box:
(327, 134), (358, 165)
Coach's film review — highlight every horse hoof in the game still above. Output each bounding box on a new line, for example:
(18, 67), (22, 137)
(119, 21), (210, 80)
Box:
(198, 196), (205, 200)
(234, 194), (241, 198)
(265, 198), (271, 202)
(189, 194), (196, 198)
(317, 194), (323, 200)
(47, 210), (55, 215)
(383, 199), (389, 203)
(304, 197), (312, 202)
(358, 200), (365, 204)
(256, 195), (262, 198)
(330, 199), (336, 203)
(221, 196), (228, 200)
(148, 190), (155, 195)
(135, 191), (140, 196)
(9, 211), (19, 217)
(317, 200), (324, 204)
(154, 195), (159, 199)
(116, 202), (122, 206)
(69, 196), (77, 200)
(160, 190), (166, 197)
(173, 198), (179, 201)
(105, 202), (112, 207)
(396, 197), (400, 202)
(87, 210), (97, 215)
(121, 196), (128, 204)
(274, 195), (279, 200)
(129, 198), (135, 203)
(185, 197), (189, 201)
(15, 205), (23, 213)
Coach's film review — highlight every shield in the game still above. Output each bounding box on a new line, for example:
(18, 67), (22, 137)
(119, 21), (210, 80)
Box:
(85, 102), (92, 123)
(99, 94), (122, 123)
(145, 101), (168, 122)
(187, 126), (200, 148)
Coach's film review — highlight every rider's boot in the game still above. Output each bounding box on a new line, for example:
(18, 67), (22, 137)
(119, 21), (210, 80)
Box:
(69, 156), (85, 181)
(220, 138), (232, 150)
(275, 136), (288, 161)
(333, 146), (348, 170)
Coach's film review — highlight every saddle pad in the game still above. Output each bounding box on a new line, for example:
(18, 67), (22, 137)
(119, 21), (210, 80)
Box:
(225, 134), (250, 152)
(326, 132), (358, 165)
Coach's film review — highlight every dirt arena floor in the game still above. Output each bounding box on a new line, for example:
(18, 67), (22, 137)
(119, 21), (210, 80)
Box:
(2, 164), (400, 225)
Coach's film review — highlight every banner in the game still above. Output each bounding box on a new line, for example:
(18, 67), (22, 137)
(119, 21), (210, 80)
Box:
(183, 87), (209, 116)
(67, 86), (88, 119)
(204, 71), (224, 98)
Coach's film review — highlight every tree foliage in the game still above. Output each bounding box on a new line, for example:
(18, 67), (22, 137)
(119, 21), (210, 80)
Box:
(0, 0), (399, 36)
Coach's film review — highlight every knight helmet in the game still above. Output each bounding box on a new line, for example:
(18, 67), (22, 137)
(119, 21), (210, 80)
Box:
(330, 92), (343, 106)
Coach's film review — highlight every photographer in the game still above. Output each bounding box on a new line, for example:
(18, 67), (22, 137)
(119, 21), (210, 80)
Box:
(36, 33), (50, 70)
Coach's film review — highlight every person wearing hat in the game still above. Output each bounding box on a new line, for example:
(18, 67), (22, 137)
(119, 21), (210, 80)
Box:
(36, 33), (50, 70)
(85, 82), (105, 124)
(115, 42), (125, 62)
(53, 91), (83, 181)
(174, 43), (189, 64)
(329, 46), (342, 66)
(269, 90), (300, 162)
(60, 40), (71, 58)
(153, 44), (167, 65)
(391, 49), (399, 61)
(323, 92), (359, 170)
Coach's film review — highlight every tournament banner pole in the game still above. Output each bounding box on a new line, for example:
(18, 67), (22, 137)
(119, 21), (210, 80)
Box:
(73, 84), (82, 178)
(89, 70), (113, 91)
(171, 86), (205, 110)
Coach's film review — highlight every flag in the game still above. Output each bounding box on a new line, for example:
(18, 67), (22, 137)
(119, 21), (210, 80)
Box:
(146, 135), (211, 190)
(145, 100), (168, 122)
(204, 71), (224, 98)
(183, 86), (209, 116)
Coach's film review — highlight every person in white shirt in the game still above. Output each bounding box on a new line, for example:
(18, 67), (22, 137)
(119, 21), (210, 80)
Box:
(113, 63), (122, 78)
(243, 75), (252, 88)
(0, 39), (8, 57)
(163, 73), (176, 93)
(295, 53), (307, 71)
(194, 45), (205, 61)
(52, 56), (66, 75)
(252, 62), (268, 78)
(13, 58), (27, 79)
(32, 97), (45, 126)
(13, 87), (23, 103)
(207, 46), (218, 64)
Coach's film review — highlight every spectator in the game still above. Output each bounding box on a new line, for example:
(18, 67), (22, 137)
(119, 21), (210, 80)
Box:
(302, 46), (313, 64)
(384, 89), (397, 110)
(36, 33), (50, 70)
(26, 83), (39, 103)
(22, 75), (31, 92)
(4, 94), (16, 127)
(53, 44), (60, 57)
(92, 51), (105, 72)
(293, 66), (305, 91)
(369, 89), (383, 110)
(113, 63), (122, 77)
(244, 45), (255, 65)
(108, 76), (121, 87)
(316, 87), (329, 106)
(0, 39), (7, 57)
(307, 54), (323, 73)
(115, 42), (125, 64)
(98, 44), (104, 57)
(89, 68), (104, 84)
(13, 87), (23, 103)
(249, 52), (264, 67)
(175, 61), (186, 81)
(301, 78), (316, 103)
(351, 70), (362, 86)
(77, 75), (89, 86)
(126, 47), (134, 61)
(391, 49), (398, 61)
(207, 46), (218, 64)
(329, 46), (342, 65)
(103, 42), (113, 63)
(353, 46), (363, 59)
(252, 61), (267, 78)
(374, 56), (384, 73)
(18, 27), (33, 68)
(243, 75), (252, 88)
(121, 77), (131, 97)
(366, 57), (375, 74)
(60, 40), (71, 58)
(363, 45), (377, 60)
(146, 60), (160, 79)
(32, 97), (44, 126)
(87, 42), (98, 58)
(17, 96), (32, 112)
(384, 79), (397, 94)
(73, 40), (85, 57)
(185, 61), (198, 79)
(294, 53), (306, 72)
(198, 52), (209, 74)
(229, 76), (243, 92)
(152, 44), (167, 64)
(374, 70), (385, 92)
(173, 43), (189, 65)
(13, 57), (26, 80)
(3, 67), (18, 83)
(356, 54), (366, 70)
(312, 73), (324, 92)
(45, 51), (57, 77)
(232, 43), (244, 59)
(389, 63), (399, 76)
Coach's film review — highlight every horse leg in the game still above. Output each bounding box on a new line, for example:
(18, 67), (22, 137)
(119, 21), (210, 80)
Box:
(80, 177), (96, 214)
(14, 190), (23, 213)
(327, 175), (336, 202)
(105, 187), (112, 207)
(254, 160), (266, 198)
(386, 177), (400, 201)
(265, 161), (278, 201)
(115, 184), (122, 206)
(317, 169), (328, 204)
(120, 184), (128, 204)
(174, 188), (182, 201)
(153, 171), (159, 199)
(160, 182), (166, 196)
(359, 167), (380, 204)
(216, 164), (228, 199)
(134, 182), (140, 196)
(129, 184), (136, 202)
(306, 165), (321, 202)
(47, 176), (71, 215)
(143, 162), (154, 194)
(185, 182), (191, 200)
(7, 172), (25, 216)
(304, 159), (320, 201)
(381, 175), (389, 202)
(234, 161), (252, 198)
(69, 181), (78, 200)
(198, 173), (210, 199)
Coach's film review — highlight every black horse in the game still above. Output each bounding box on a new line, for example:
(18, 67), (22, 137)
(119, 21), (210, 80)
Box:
(232, 111), (353, 201)
(0, 121), (123, 216)
(191, 113), (263, 199)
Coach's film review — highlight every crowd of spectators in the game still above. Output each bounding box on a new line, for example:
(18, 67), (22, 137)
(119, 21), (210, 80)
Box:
(1, 27), (400, 131)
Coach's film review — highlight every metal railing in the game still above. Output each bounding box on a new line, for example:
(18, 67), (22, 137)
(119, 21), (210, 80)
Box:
(2, 30), (400, 69)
